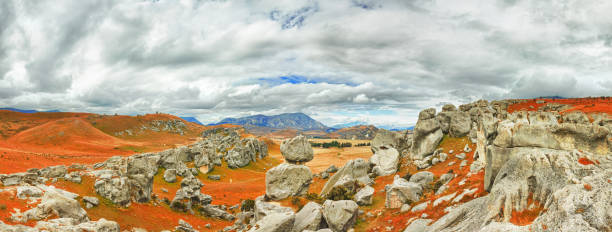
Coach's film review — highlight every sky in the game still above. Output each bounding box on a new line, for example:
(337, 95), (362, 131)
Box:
(1, 0), (612, 127)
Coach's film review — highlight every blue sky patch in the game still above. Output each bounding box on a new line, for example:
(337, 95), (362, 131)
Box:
(257, 75), (359, 86)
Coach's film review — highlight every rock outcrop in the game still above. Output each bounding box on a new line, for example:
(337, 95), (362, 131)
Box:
(411, 108), (444, 159)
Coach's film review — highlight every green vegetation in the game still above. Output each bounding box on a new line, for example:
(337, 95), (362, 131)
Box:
(117, 145), (146, 153)
(310, 140), (353, 148)
(240, 199), (255, 212)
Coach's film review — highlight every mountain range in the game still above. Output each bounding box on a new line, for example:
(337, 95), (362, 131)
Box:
(212, 112), (329, 131)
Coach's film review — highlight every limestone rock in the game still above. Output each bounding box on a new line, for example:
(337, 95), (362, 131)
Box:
(13, 191), (88, 223)
(265, 163), (313, 200)
(386, 175), (423, 208)
(354, 186), (374, 206)
(280, 135), (314, 163)
(164, 169), (177, 183)
(248, 212), (295, 232)
(409, 171), (434, 190)
(292, 202), (325, 232)
(322, 200), (359, 232)
(254, 196), (294, 222)
(320, 159), (373, 198)
(370, 147), (399, 176)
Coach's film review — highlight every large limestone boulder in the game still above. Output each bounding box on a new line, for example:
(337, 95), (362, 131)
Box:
(408, 171), (434, 190)
(226, 147), (252, 169)
(94, 176), (131, 206)
(280, 135), (314, 163)
(254, 196), (294, 221)
(126, 154), (159, 203)
(370, 129), (403, 153)
(449, 111), (471, 137)
(322, 200), (359, 232)
(265, 163), (313, 200)
(320, 159), (373, 198)
(411, 108), (443, 159)
(369, 147), (399, 176)
(248, 212), (295, 232)
(291, 202), (325, 232)
(39, 165), (67, 179)
(13, 191), (89, 223)
(386, 175), (423, 208)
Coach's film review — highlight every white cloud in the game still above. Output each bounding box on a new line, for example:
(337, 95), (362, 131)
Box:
(1, 0), (611, 127)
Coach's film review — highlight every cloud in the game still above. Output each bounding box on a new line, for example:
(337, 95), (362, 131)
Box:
(1, 0), (611, 127)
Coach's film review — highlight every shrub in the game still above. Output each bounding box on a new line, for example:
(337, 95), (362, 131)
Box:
(433, 180), (444, 193)
(240, 199), (255, 212)
(0, 204), (6, 210)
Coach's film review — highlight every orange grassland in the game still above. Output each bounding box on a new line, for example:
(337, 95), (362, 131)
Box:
(0, 110), (207, 173)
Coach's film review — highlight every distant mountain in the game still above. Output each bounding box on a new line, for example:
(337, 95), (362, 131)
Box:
(378, 125), (414, 131)
(331, 121), (369, 129)
(180, 117), (204, 125)
(0, 108), (60, 113)
(212, 112), (329, 131)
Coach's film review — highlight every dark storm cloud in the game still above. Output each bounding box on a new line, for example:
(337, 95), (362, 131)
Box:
(0, 0), (611, 126)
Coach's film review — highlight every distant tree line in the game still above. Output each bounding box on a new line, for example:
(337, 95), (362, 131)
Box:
(310, 141), (370, 148)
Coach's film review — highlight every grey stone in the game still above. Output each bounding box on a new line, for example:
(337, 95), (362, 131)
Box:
(292, 202), (325, 232)
(265, 163), (313, 200)
(354, 186), (375, 206)
(386, 175), (423, 208)
(322, 200), (359, 232)
(164, 169), (177, 183)
(280, 135), (314, 163)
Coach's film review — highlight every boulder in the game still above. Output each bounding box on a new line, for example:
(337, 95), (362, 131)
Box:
(94, 176), (131, 206)
(33, 218), (120, 232)
(370, 129), (403, 153)
(170, 175), (212, 212)
(322, 200), (359, 232)
(248, 212), (295, 232)
(254, 196), (294, 222)
(408, 171), (434, 190)
(199, 205), (235, 221)
(280, 135), (314, 163)
(13, 191), (88, 223)
(17, 186), (43, 199)
(369, 147), (400, 176)
(83, 196), (100, 209)
(320, 159), (373, 198)
(386, 175), (423, 208)
(291, 202), (325, 232)
(175, 219), (197, 232)
(126, 154), (159, 203)
(265, 163), (313, 200)
(403, 219), (432, 232)
(411, 109), (444, 159)
(226, 147), (252, 169)
(164, 169), (177, 183)
(354, 185), (374, 206)
(449, 111), (471, 137)
(40, 165), (67, 178)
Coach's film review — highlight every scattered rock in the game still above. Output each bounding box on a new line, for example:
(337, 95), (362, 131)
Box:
(455, 153), (466, 160)
(175, 219), (197, 232)
(207, 175), (221, 181)
(16, 186), (42, 199)
(83, 196), (100, 209)
(400, 204), (411, 213)
(254, 196), (294, 222)
(410, 201), (429, 213)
